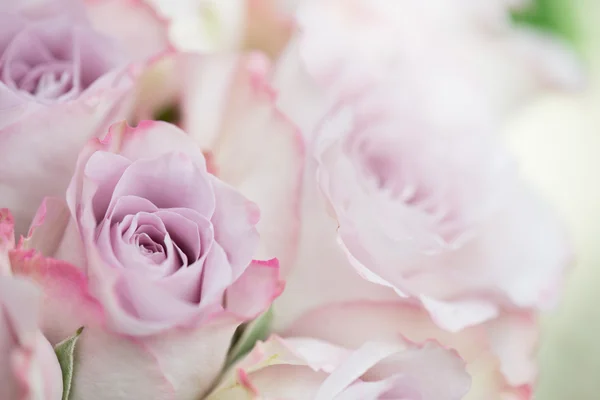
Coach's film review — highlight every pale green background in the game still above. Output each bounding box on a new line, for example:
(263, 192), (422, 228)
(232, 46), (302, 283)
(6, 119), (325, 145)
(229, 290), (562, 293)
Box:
(509, 1), (600, 398)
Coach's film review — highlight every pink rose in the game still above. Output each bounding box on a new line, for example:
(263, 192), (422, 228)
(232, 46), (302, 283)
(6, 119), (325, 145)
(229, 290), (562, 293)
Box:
(0, 276), (64, 400)
(208, 331), (470, 399)
(284, 79), (570, 332)
(272, 0), (583, 143)
(0, 0), (170, 235)
(285, 302), (537, 400)
(12, 121), (284, 400)
(0, 209), (62, 400)
(129, 51), (304, 272)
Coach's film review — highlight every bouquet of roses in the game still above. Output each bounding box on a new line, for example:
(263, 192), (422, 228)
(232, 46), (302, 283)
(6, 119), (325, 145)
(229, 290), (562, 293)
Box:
(0, 0), (582, 399)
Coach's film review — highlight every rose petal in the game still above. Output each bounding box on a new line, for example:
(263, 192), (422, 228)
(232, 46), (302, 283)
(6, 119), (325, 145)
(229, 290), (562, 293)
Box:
(284, 301), (532, 399)
(0, 276), (63, 400)
(211, 177), (259, 280)
(9, 249), (105, 344)
(107, 153), (215, 218)
(84, 0), (172, 61)
(0, 208), (15, 275)
(226, 258), (285, 319)
(206, 335), (349, 400)
(175, 52), (304, 274)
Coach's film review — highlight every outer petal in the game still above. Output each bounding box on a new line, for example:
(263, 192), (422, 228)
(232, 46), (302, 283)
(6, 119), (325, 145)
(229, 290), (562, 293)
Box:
(242, 0), (295, 59)
(70, 316), (241, 400)
(98, 120), (206, 164)
(271, 36), (331, 145)
(10, 248), (266, 400)
(84, 0), (173, 61)
(206, 335), (349, 400)
(2, 0), (88, 21)
(211, 177), (260, 281)
(9, 249), (106, 344)
(209, 334), (469, 400)
(0, 276), (63, 400)
(284, 301), (534, 400)
(0, 208), (15, 275)
(316, 340), (470, 400)
(272, 160), (398, 330)
(185, 52), (304, 273)
(0, 67), (136, 236)
(21, 197), (72, 258)
(226, 259), (285, 318)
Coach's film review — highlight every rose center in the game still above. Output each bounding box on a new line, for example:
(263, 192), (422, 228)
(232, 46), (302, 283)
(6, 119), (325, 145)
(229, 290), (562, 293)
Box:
(1, 20), (121, 103)
(132, 229), (167, 264)
(17, 62), (74, 99)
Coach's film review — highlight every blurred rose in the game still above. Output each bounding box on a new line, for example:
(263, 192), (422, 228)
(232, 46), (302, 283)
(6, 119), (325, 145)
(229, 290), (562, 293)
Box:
(270, 0), (573, 333)
(12, 121), (284, 400)
(0, 0), (170, 236)
(272, 0), (584, 142)
(0, 209), (14, 274)
(0, 276), (63, 400)
(279, 77), (569, 333)
(285, 302), (536, 400)
(146, 0), (293, 58)
(0, 209), (62, 400)
(129, 52), (304, 272)
(207, 334), (470, 399)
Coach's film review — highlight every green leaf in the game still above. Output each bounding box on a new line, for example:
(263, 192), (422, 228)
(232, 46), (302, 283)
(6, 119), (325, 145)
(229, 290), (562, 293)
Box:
(154, 104), (181, 124)
(225, 308), (274, 368)
(54, 327), (84, 400)
(511, 0), (579, 44)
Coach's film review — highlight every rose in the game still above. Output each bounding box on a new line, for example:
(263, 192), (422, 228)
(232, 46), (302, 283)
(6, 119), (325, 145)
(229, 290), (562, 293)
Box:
(271, 63), (570, 334)
(12, 120), (284, 400)
(279, 76), (569, 334)
(128, 51), (304, 272)
(297, 0), (583, 106)
(207, 330), (471, 399)
(270, 0), (583, 145)
(0, 209), (63, 400)
(0, 276), (64, 400)
(0, 0), (170, 235)
(283, 301), (536, 400)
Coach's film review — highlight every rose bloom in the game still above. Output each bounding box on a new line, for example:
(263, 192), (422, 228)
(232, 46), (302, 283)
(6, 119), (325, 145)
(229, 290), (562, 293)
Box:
(267, 1), (575, 397)
(0, 276), (63, 400)
(305, 81), (570, 331)
(270, 0), (583, 143)
(0, 0), (171, 235)
(207, 334), (471, 399)
(11, 121), (284, 400)
(0, 209), (62, 400)
(271, 0), (574, 330)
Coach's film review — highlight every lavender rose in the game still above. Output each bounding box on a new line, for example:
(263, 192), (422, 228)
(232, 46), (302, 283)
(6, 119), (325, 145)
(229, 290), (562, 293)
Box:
(12, 120), (284, 400)
(0, 0), (170, 236)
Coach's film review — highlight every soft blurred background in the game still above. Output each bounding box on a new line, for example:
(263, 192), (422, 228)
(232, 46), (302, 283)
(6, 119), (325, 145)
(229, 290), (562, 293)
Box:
(505, 0), (600, 399)
(149, 0), (600, 398)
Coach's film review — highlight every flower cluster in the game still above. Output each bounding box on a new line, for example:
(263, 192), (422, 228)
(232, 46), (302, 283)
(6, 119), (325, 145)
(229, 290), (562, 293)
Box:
(0, 0), (579, 399)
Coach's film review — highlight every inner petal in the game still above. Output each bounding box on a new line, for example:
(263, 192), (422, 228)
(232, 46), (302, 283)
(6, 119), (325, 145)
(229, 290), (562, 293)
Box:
(18, 62), (74, 99)
(134, 231), (166, 264)
(109, 212), (173, 279)
(108, 154), (216, 219)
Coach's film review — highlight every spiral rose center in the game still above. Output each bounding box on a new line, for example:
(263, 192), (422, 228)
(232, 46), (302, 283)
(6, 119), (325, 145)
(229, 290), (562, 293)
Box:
(1, 19), (121, 103)
(17, 63), (74, 99)
(133, 231), (166, 264)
